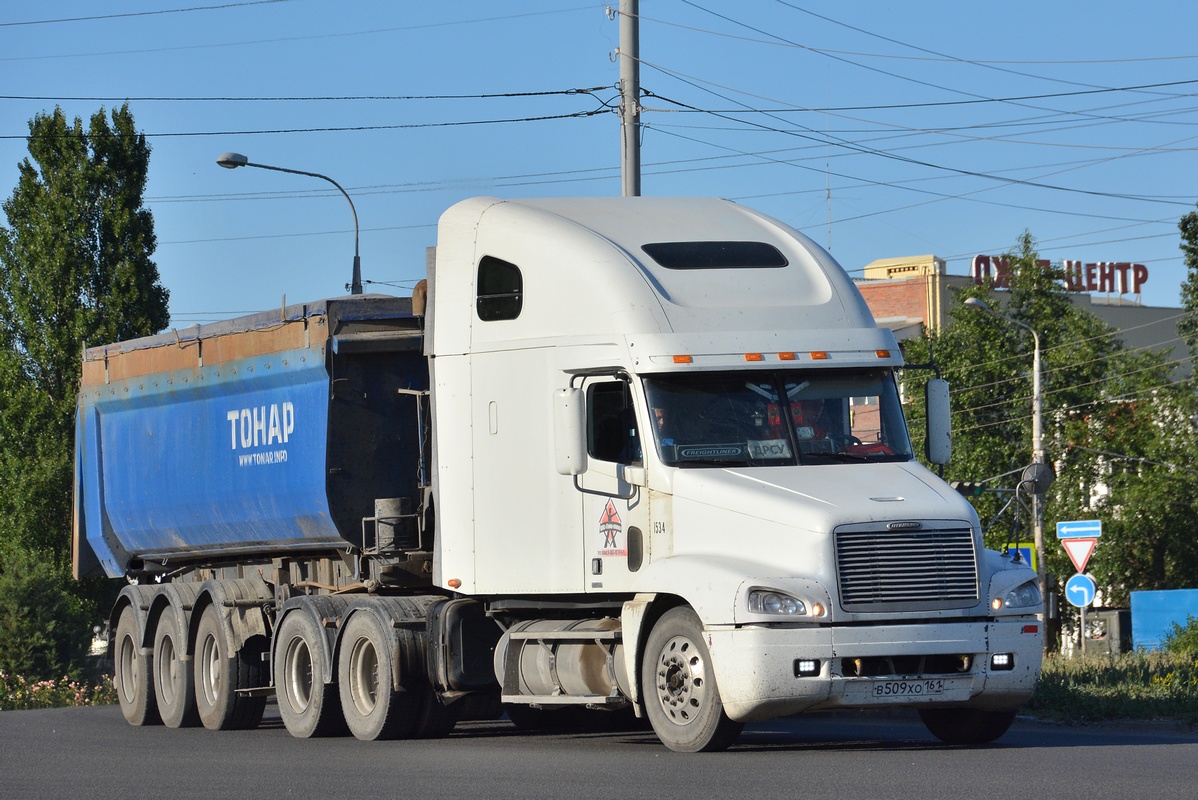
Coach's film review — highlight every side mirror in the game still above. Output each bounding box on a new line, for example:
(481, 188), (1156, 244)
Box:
(553, 387), (587, 476)
(924, 378), (952, 465)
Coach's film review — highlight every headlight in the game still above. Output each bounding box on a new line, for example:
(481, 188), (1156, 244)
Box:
(748, 589), (807, 616)
(998, 580), (1041, 610)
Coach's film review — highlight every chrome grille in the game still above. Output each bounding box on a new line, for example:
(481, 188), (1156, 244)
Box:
(835, 527), (979, 609)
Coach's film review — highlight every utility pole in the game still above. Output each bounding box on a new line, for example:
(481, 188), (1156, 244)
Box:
(965, 297), (1051, 633)
(618, 0), (641, 197)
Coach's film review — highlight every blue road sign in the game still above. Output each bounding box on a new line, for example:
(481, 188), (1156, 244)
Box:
(1065, 573), (1097, 608)
(1057, 519), (1102, 539)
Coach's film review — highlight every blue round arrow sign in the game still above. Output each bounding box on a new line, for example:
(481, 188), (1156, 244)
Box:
(1065, 573), (1096, 608)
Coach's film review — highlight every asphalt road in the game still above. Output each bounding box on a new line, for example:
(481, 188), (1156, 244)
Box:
(1, 705), (1195, 800)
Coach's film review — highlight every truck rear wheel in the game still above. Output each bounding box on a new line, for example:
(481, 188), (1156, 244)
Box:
(153, 613), (198, 728)
(114, 605), (160, 726)
(642, 607), (742, 752)
(919, 707), (1018, 745)
(275, 612), (346, 738)
(193, 604), (266, 730)
(338, 612), (418, 740)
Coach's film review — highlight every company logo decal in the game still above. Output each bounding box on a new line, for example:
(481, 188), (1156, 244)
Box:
(598, 499), (627, 557)
(226, 401), (294, 467)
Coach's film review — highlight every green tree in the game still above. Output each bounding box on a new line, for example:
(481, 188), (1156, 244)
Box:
(1068, 207), (1198, 603)
(1178, 208), (1198, 357)
(0, 105), (168, 678)
(901, 231), (1198, 637)
(0, 104), (169, 562)
(905, 232), (1117, 542)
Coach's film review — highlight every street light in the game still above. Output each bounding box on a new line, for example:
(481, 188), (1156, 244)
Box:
(964, 296), (1048, 618)
(216, 152), (362, 295)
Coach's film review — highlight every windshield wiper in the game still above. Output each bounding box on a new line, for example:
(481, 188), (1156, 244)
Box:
(802, 451), (872, 463)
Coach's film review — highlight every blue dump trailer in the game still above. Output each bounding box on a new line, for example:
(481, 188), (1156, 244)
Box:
(76, 197), (1041, 751)
(76, 294), (429, 581)
(73, 294), (484, 738)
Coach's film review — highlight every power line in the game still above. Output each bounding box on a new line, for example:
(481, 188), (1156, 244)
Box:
(942, 316), (1188, 385)
(953, 374), (1193, 437)
(644, 80), (1198, 115)
(1, 5), (596, 63)
(634, 5), (1198, 67)
(0, 0), (290, 28)
(952, 351), (1190, 416)
(0, 87), (611, 103)
(0, 107), (611, 141)
(643, 83), (1196, 208)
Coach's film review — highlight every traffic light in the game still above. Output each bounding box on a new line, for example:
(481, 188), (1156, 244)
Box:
(949, 481), (985, 497)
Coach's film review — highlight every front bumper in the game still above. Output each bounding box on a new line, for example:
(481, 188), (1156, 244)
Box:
(708, 619), (1042, 723)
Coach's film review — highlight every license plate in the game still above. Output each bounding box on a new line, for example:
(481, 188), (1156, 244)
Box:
(872, 679), (944, 698)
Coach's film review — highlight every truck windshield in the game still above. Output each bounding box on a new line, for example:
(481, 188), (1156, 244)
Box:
(643, 369), (913, 467)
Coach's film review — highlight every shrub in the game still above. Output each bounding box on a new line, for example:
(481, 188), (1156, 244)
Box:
(1162, 615), (1198, 655)
(0, 672), (116, 711)
(0, 545), (94, 679)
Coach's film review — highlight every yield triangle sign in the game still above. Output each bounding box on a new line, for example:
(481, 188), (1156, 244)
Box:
(1062, 537), (1097, 573)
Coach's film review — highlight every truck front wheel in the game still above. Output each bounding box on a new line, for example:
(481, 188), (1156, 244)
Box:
(641, 607), (743, 752)
(275, 612), (346, 738)
(114, 605), (160, 726)
(919, 707), (1018, 745)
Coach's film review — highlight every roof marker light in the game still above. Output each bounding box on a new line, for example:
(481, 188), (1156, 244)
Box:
(876, 349), (891, 358)
(673, 355), (693, 364)
(778, 352), (796, 361)
(810, 351), (829, 360)
(745, 353), (764, 362)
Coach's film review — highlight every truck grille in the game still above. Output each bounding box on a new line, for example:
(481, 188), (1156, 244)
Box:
(835, 527), (979, 610)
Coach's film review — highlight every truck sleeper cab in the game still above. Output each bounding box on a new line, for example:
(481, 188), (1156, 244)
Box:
(76, 196), (1042, 753)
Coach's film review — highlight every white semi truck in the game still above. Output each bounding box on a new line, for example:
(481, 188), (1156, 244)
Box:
(76, 196), (1042, 752)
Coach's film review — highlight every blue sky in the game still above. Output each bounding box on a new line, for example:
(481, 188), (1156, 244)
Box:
(2, 1), (1196, 326)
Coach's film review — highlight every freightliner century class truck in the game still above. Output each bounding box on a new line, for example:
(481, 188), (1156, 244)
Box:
(74, 196), (1043, 752)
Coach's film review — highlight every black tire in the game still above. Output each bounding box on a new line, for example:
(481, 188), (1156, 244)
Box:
(641, 607), (743, 752)
(919, 707), (1018, 745)
(114, 605), (160, 726)
(193, 604), (266, 731)
(337, 612), (418, 741)
(274, 612), (346, 738)
(153, 612), (198, 728)
(411, 685), (458, 739)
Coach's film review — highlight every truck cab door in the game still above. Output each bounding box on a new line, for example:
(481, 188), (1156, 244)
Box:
(577, 377), (650, 592)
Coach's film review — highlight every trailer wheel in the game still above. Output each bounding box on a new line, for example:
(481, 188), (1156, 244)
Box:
(114, 605), (160, 726)
(919, 707), (1018, 745)
(642, 607), (742, 753)
(338, 613), (418, 740)
(153, 613), (198, 728)
(275, 612), (346, 738)
(193, 604), (266, 731)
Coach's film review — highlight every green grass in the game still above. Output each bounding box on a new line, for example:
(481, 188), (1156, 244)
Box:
(1028, 651), (1198, 724)
(0, 671), (116, 711)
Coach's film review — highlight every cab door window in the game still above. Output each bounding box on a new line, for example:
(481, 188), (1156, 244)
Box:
(587, 381), (642, 464)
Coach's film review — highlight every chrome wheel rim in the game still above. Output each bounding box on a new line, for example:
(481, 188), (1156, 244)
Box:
(653, 634), (708, 726)
(284, 636), (314, 713)
(348, 637), (380, 716)
(199, 632), (221, 706)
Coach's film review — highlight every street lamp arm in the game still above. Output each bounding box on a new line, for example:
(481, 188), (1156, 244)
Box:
(215, 152), (362, 295)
